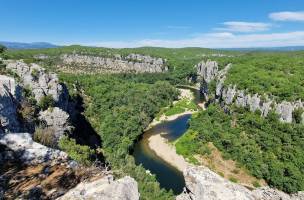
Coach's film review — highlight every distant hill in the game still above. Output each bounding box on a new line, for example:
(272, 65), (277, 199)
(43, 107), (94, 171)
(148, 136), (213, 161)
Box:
(0, 41), (58, 49)
(219, 46), (304, 52)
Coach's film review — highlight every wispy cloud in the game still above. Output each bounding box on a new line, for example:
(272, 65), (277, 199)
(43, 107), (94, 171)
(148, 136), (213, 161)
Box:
(269, 11), (304, 21)
(75, 31), (304, 48)
(167, 25), (191, 30)
(215, 21), (272, 32)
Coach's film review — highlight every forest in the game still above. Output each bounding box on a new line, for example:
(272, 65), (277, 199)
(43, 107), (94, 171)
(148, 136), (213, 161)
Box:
(60, 73), (179, 200)
(215, 51), (304, 101)
(3, 46), (304, 196)
(176, 104), (304, 193)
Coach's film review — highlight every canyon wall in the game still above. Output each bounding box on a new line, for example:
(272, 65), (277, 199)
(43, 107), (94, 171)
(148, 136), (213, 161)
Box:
(197, 60), (304, 123)
(0, 59), (140, 199)
(60, 53), (168, 73)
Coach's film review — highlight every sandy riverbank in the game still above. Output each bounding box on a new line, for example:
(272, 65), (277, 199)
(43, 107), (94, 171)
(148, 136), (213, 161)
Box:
(148, 110), (195, 128)
(148, 133), (189, 172)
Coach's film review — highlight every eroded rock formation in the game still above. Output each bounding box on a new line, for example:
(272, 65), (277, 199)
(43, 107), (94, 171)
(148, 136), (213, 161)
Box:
(5, 60), (69, 110)
(197, 60), (304, 123)
(0, 132), (68, 165)
(58, 176), (140, 200)
(39, 107), (73, 142)
(177, 166), (304, 200)
(0, 58), (141, 199)
(60, 53), (168, 73)
(0, 75), (20, 132)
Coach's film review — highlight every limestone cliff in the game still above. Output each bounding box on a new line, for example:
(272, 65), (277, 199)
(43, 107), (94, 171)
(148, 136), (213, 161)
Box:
(177, 166), (304, 200)
(58, 176), (140, 200)
(60, 53), (168, 74)
(197, 60), (304, 123)
(5, 60), (69, 110)
(0, 59), (140, 200)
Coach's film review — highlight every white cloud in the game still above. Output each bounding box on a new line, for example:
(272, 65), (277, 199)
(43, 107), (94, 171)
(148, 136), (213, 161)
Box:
(215, 21), (271, 32)
(75, 31), (304, 48)
(269, 11), (304, 21)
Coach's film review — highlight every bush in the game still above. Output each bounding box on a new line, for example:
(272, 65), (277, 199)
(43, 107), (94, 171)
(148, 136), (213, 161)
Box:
(229, 177), (238, 183)
(252, 180), (261, 188)
(33, 126), (57, 148)
(293, 108), (304, 124)
(31, 68), (40, 81)
(59, 135), (95, 166)
(38, 95), (55, 110)
(0, 44), (6, 54)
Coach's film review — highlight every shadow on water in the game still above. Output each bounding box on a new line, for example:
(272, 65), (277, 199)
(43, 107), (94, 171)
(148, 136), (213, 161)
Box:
(133, 86), (203, 194)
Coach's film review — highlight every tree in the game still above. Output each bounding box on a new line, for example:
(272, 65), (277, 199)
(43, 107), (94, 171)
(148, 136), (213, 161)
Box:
(0, 44), (7, 54)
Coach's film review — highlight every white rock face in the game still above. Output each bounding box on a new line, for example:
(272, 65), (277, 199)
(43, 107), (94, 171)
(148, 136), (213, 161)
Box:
(196, 60), (219, 83)
(0, 75), (20, 132)
(196, 60), (304, 123)
(39, 107), (72, 142)
(5, 60), (69, 110)
(58, 176), (140, 200)
(0, 132), (68, 164)
(61, 53), (167, 73)
(177, 166), (303, 200)
(275, 101), (294, 123)
(177, 166), (255, 200)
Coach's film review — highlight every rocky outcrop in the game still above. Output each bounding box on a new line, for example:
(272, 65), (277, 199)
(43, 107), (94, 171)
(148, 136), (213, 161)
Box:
(177, 166), (303, 200)
(5, 60), (69, 110)
(58, 175), (140, 200)
(0, 132), (68, 164)
(196, 60), (219, 83)
(0, 75), (20, 132)
(39, 107), (73, 142)
(61, 53), (168, 73)
(196, 61), (304, 123)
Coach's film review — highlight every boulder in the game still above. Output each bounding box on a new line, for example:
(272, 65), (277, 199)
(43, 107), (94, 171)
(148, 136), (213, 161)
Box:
(0, 132), (68, 164)
(57, 176), (140, 200)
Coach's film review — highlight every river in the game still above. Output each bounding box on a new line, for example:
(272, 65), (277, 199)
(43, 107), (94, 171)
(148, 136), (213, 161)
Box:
(133, 86), (203, 194)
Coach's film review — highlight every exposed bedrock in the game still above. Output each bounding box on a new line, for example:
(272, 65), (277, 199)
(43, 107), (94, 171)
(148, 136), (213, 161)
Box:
(0, 132), (68, 165)
(5, 60), (69, 110)
(196, 60), (304, 123)
(0, 75), (21, 132)
(60, 53), (168, 73)
(177, 166), (304, 200)
(58, 176), (140, 200)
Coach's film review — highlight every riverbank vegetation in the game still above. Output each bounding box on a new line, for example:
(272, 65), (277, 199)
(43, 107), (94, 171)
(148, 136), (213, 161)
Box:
(60, 73), (179, 199)
(176, 104), (304, 193)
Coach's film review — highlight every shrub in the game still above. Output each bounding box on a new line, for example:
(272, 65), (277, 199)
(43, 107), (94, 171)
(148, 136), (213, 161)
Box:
(293, 108), (304, 124)
(229, 177), (238, 183)
(38, 95), (55, 110)
(33, 126), (57, 148)
(0, 44), (6, 54)
(59, 135), (95, 166)
(31, 68), (40, 81)
(252, 180), (261, 188)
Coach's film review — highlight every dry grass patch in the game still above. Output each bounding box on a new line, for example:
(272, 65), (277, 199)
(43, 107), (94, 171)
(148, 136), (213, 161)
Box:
(195, 142), (266, 189)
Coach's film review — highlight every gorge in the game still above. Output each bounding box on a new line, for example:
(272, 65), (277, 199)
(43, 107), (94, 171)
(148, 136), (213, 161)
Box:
(1, 46), (304, 200)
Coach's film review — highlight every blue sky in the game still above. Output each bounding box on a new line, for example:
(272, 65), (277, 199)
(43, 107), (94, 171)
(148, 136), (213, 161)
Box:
(1, 0), (304, 48)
